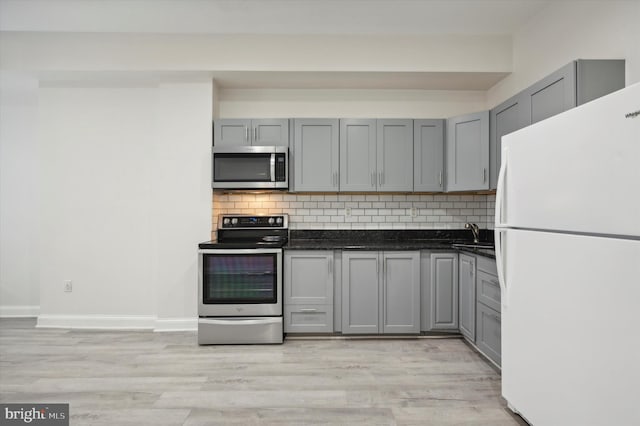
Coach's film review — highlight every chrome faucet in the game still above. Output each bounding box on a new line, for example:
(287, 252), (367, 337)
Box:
(465, 223), (480, 243)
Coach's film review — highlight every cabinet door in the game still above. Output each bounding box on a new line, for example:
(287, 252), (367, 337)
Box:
(446, 111), (489, 191)
(429, 253), (458, 330)
(414, 119), (444, 192)
(293, 119), (339, 192)
(284, 251), (333, 305)
(252, 119), (289, 147)
(525, 61), (576, 125)
(377, 119), (413, 192)
(342, 252), (380, 334)
(476, 303), (501, 366)
(340, 119), (377, 192)
(489, 94), (529, 189)
(213, 119), (251, 146)
(382, 251), (420, 334)
(458, 254), (476, 341)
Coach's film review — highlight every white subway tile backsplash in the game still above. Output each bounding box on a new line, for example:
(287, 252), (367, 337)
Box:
(212, 192), (496, 231)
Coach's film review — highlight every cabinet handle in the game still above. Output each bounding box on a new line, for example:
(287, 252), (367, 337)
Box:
(245, 126), (249, 142)
(300, 308), (318, 313)
(483, 168), (487, 183)
(254, 127), (257, 141)
(378, 172), (382, 186)
(328, 258), (333, 274)
(439, 170), (443, 187)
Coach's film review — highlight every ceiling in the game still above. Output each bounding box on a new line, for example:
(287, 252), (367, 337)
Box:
(0, 1), (553, 36)
(0, 0), (558, 90)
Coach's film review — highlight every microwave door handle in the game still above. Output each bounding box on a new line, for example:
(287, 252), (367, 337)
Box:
(270, 154), (276, 182)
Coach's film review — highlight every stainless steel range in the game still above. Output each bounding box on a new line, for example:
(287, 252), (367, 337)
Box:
(197, 214), (288, 345)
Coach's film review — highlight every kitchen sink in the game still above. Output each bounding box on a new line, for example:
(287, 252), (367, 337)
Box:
(452, 243), (495, 250)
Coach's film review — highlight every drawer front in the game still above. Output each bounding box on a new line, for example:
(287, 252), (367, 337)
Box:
(476, 256), (497, 275)
(477, 270), (501, 312)
(284, 305), (333, 333)
(476, 303), (501, 366)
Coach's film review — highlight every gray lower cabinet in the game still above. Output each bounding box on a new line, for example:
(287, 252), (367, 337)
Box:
(458, 254), (476, 341)
(283, 251), (334, 333)
(292, 119), (339, 192)
(342, 251), (420, 334)
(446, 111), (489, 191)
(214, 119), (289, 146)
(475, 256), (501, 366)
(476, 303), (501, 366)
(427, 252), (459, 331)
(414, 119), (445, 192)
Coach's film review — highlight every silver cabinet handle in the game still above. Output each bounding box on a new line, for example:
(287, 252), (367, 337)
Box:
(300, 308), (318, 313)
(328, 257), (332, 274)
(378, 171), (382, 186)
(439, 170), (443, 187)
(254, 127), (257, 142)
(245, 126), (249, 142)
(483, 168), (487, 183)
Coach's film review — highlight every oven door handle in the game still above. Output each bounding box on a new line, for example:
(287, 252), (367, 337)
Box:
(245, 271), (274, 276)
(199, 318), (281, 326)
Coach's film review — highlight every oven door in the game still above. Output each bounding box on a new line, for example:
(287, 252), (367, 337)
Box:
(198, 248), (282, 317)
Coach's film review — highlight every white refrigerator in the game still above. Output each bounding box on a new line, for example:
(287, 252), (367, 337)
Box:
(495, 82), (640, 425)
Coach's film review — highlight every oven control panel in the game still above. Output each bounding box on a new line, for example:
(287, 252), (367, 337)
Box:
(218, 214), (288, 229)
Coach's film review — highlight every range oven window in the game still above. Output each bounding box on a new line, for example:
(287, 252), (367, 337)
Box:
(202, 253), (277, 304)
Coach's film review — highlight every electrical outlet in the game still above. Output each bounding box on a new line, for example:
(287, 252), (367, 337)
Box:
(410, 207), (417, 217)
(345, 207), (352, 216)
(64, 280), (73, 292)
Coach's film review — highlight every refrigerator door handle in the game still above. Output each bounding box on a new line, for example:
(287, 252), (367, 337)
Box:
(495, 229), (508, 310)
(495, 147), (508, 228)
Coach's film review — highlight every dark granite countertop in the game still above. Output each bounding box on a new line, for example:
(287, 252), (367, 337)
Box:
(285, 230), (495, 259)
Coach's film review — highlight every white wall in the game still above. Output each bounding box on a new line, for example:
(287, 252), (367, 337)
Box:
(218, 89), (487, 119)
(32, 79), (211, 329)
(0, 72), (40, 316)
(488, 0), (640, 107)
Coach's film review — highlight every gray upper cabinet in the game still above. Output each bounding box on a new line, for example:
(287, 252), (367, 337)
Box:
(489, 94), (529, 189)
(525, 62), (577, 125)
(524, 60), (625, 125)
(414, 119), (445, 192)
(376, 119), (414, 192)
(340, 119), (377, 192)
(458, 253), (476, 341)
(429, 252), (458, 330)
(214, 119), (289, 146)
(342, 251), (420, 334)
(213, 119), (252, 146)
(490, 59), (624, 188)
(446, 111), (489, 192)
(292, 119), (339, 192)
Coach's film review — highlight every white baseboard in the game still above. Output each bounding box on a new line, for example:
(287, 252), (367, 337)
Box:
(37, 314), (157, 330)
(0, 305), (40, 317)
(154, 317), (198, 332)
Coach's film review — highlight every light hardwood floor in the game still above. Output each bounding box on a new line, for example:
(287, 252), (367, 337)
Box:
(0, 319), (526, 425)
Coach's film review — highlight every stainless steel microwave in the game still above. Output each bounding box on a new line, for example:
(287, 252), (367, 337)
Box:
(212, 146), (288, 190)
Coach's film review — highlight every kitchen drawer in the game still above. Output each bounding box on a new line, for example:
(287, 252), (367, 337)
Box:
(477, 270), (501, 312)
(476, 255), (497, 275)
(284, 304), (333, 333)
(476, 303), (501, 366)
